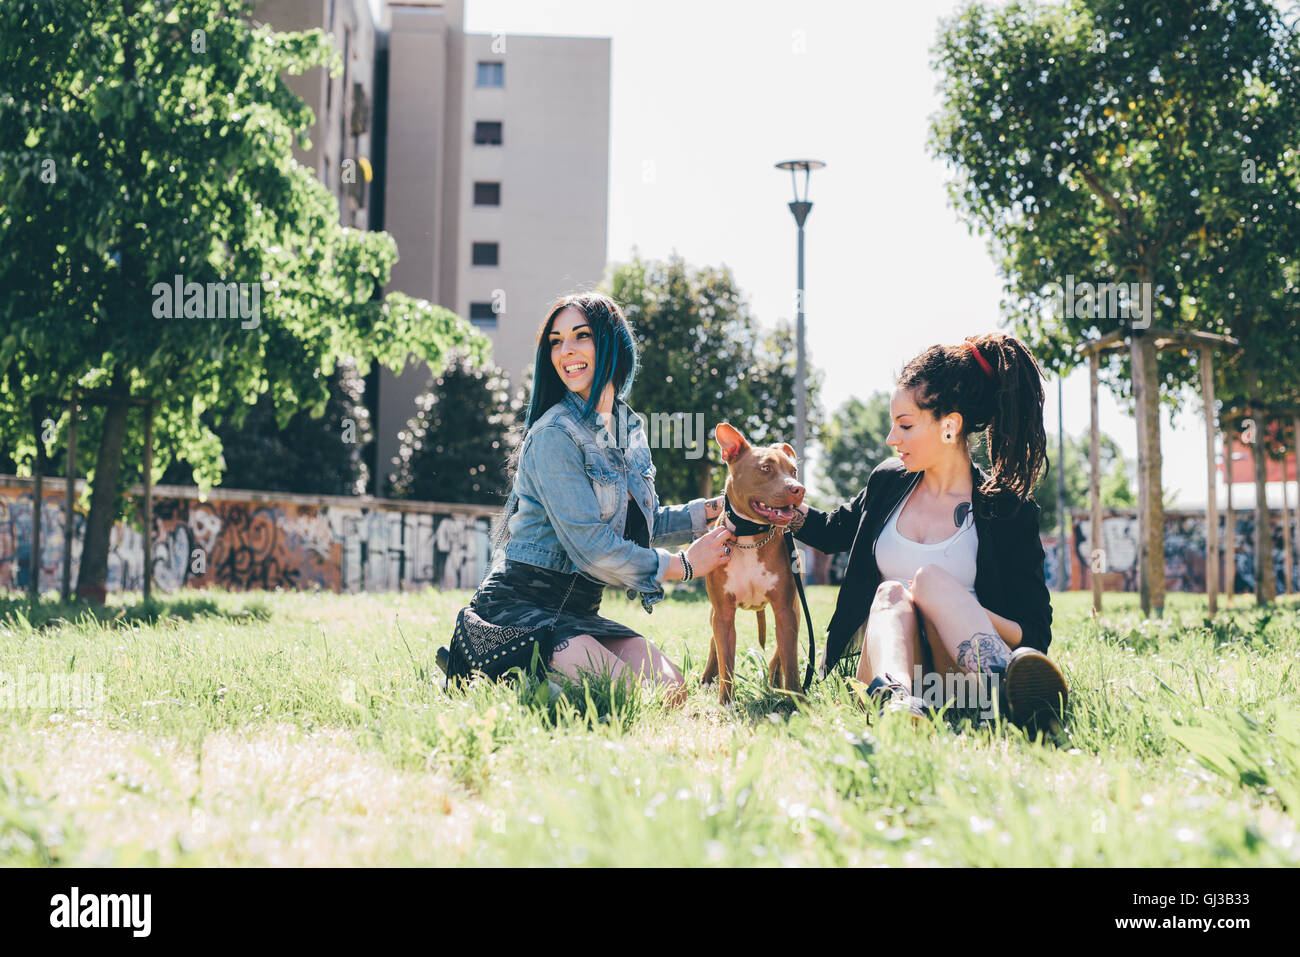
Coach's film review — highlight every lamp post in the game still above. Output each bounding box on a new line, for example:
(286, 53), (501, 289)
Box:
(775, 159), (824, 475)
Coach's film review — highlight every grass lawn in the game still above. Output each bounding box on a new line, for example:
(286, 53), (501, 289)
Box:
(1, 585), (1297, 866)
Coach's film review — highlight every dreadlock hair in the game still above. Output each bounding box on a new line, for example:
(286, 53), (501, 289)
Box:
(896, 333), (1048, 508)
(490, 293), (639, 554)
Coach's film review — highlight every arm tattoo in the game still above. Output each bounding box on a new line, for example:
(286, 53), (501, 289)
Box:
(552, 639), (571, 654)
(955, 632), (1009, 674)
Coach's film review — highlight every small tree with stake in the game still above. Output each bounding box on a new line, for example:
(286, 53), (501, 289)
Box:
(929, 0), (1300, 615)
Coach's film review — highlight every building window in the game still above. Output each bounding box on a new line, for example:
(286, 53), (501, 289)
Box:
(472, 242), (499, 266)
(474, 182), (501, 206)
(474, 121), (503, 146)
(469, 302), (499, 327)
(476, 62), (504, 88)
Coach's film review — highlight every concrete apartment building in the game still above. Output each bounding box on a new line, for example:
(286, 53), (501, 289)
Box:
(253, 0), (611, 492)
(253, 0), (380, 232)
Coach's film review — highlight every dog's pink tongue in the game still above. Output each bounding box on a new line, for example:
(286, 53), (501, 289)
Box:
(756, 503), (795, 522)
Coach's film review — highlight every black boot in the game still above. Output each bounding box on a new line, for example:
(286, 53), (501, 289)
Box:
(864, 672), (927, 723)
(1003, 647), (1068, 731)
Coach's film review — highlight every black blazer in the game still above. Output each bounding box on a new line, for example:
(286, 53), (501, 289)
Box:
(796, 457), (1053, 677)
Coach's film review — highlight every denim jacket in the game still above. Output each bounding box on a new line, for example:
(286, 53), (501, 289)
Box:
(498, 389), (710, 612)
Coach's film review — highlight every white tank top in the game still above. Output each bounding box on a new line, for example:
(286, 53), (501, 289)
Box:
(875, 482), (978, 595)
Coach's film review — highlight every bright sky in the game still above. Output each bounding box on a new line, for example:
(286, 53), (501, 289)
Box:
(460, 0), (1233, 509)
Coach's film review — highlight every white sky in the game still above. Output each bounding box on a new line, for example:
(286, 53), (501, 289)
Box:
(460, 0), (1238, 508)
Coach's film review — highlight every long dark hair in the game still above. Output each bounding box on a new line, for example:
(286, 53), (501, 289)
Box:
(490, 293), (639, 553)
(896, 333), (1047, 505)
(523, 293), (638, 428)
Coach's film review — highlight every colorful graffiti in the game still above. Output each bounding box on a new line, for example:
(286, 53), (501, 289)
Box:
(1066, 510), (1298, 594)
(7, 478), (1298, 597)
(0, 491), (84, 592)
(0, 481), (494, 595)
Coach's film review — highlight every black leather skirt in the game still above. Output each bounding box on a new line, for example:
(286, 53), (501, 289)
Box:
(472, 559), (642, 663)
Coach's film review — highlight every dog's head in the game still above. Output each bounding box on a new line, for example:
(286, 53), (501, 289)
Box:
(714, 422), (806, 526)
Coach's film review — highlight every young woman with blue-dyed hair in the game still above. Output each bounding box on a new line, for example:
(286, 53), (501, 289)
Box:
(473, 293), (735, 704)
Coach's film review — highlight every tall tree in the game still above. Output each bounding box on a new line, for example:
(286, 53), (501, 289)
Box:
(0, 0), (486, 599)
(1194, 133), (1300, 603)
(387, 353), (519, 505)
(930, 0), (1300, 616)
(160, 360), (373, 496)
(606, 254), (823, 504)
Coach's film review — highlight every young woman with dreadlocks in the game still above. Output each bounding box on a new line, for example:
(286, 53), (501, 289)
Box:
(789, 333), (1068, 732)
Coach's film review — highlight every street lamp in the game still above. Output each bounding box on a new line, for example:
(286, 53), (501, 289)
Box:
(775, 159), (824, 479)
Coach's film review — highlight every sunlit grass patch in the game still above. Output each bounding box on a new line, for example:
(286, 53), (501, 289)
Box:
(0, 587), (1297, 865)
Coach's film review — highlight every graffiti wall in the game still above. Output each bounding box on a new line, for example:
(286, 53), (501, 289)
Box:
(0, 479), (494, 595)
(0, 490), (84, 593)
(1064, 509), (1298, 594)
(7, 477), (1296, 597)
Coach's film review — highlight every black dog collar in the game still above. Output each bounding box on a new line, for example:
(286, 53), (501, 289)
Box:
(724, 495), (772, 538)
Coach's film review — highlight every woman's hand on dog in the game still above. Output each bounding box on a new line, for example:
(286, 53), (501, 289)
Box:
(682, 525), (736, 577)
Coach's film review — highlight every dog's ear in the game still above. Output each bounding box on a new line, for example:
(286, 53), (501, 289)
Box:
(714, 422), (750, 463)
(777, 443), (797, 464)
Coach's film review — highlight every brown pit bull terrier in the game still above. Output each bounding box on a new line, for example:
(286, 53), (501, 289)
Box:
(701, 422), (807, 703)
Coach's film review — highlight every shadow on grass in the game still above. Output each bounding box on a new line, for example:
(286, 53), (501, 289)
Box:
(0, 593), (272, 631)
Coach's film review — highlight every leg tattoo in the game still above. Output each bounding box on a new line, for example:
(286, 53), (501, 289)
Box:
(552, 639), (571, 654)
(955, 632), (1009, 674)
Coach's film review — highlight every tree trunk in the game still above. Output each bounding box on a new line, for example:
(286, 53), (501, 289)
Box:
(1249, 398), (1276, 603)
(1089, 349), (1103, 614)
(76, 370), (131, 603)
(1224, 429), (1235, 605)
(1199, 347), (1218, 615)
(1280, 422), (1292, 595)
(1129, 324), (1166, 616)
(1293, 415), (1300, 594)
(75, 2), (143, 604)
(29, 398), (44, 601)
